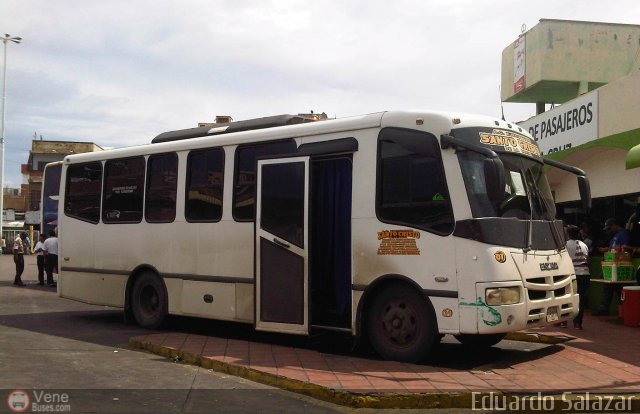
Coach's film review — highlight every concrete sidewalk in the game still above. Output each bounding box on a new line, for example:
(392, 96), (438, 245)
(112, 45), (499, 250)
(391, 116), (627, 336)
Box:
(130, 313), (640, 409)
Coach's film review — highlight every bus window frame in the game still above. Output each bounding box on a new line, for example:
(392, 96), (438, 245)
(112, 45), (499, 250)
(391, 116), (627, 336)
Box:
(232, 139), (297, 222)
(63, 161), (103, 225)
(184, 147), (225, 223)
(102, 156), (146, 224)
(145, 152), (179, 224)
(375, 127), (455, 236)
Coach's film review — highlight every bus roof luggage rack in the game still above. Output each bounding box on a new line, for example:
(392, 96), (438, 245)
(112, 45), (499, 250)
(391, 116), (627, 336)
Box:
(152, 114), (322, 143)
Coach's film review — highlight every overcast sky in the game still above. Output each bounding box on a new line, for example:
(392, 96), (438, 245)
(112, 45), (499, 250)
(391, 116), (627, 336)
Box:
(1, 1), (639, 188)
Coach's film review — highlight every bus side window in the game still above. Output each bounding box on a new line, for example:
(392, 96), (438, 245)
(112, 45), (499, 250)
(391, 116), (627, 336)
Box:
(232, 140), (297, 221)
(103, 157), (146, 224)
(146, 152), (178, 223)
(185, 148), (224, 222)
(64, 161), (103, 224)
(376, 128), (454, 235)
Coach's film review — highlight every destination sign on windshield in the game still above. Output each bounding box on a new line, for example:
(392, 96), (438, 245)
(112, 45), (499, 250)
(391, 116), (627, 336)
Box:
(479, 129), (541, 157)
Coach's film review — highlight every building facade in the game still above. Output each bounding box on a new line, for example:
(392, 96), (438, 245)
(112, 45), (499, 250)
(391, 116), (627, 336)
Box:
(22, 140), (103, 213)
(501, 19), (640, 245)
(1, 140), (103, 250)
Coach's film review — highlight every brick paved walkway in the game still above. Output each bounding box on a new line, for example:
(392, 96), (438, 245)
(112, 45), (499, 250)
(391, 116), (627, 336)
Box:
(130, 313), (640, 399)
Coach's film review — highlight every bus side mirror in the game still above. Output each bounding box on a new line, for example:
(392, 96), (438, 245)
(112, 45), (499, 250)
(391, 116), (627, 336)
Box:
(484, 157), (505, 204)
(577, 175), (591, 211)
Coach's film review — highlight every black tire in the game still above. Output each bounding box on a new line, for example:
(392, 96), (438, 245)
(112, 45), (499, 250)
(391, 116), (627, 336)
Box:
(454, 333), (506, 348)
(365, 284), (437, 362)
(131, 272), (168, 329)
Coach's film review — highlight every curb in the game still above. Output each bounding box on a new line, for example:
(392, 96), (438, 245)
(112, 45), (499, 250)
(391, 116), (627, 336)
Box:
(129, 336), (472, 409)
(129, 335), (638, 411)
(505, 331), (576, 344)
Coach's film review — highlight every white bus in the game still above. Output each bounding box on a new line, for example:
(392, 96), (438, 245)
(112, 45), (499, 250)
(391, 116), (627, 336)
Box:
(57, 111), (590, 362)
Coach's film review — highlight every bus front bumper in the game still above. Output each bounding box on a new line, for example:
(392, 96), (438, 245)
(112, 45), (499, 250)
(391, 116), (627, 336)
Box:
(464, 279), (579, 334)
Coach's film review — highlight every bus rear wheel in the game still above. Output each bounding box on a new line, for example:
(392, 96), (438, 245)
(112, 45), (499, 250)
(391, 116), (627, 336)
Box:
(131, 272), (168, 329)
(454, 333), (506, 348)
(366, 284), (437, 362)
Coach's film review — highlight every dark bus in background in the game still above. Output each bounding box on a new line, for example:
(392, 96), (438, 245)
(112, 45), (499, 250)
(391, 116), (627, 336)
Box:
(41, 161), (63, 237)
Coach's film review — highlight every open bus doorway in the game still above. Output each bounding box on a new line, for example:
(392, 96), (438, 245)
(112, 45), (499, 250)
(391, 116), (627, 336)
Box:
(310, 157), (353, 330)
(255, 155), (353, 334)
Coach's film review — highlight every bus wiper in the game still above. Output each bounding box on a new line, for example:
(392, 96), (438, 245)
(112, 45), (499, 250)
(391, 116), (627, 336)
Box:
(540, 194), (564, 252)
(522, 170), (538, 254)
(549, 220), (563, 253)
(523, 190), (534, 254)
(529, 171), (563, 252)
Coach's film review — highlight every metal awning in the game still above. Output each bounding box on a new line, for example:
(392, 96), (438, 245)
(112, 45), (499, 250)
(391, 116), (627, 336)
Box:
(3, 221), (25, 228)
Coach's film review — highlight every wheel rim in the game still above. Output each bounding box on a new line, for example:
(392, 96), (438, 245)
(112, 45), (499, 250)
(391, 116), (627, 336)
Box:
(139, 285), (160, 318)
(379, 299), (418, 347)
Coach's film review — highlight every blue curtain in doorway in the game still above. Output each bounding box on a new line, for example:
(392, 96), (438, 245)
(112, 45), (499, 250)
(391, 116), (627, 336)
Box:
(313, 159), (352, 316)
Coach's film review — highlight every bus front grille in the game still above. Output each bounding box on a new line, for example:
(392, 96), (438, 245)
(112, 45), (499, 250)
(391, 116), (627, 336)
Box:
(525, 274), (572, 301)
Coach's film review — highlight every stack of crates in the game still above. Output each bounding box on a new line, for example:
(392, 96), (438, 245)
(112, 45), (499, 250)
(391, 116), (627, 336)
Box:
(601, 251), (634, 281)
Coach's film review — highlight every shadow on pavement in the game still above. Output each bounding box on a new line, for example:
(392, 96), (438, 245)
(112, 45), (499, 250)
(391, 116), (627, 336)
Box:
(0, 306), (563, 370)
(0, 309), (151, 348)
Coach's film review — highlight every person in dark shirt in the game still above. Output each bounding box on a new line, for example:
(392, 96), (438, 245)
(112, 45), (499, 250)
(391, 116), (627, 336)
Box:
(579, 222), (594, 254)
(593, 218), (631, 316)
(598, 218), (631, 253)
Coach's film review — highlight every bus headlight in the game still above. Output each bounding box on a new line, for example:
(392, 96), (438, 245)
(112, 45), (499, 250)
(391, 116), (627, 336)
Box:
(486, 287), (521, 305)
(572, 279), (577, 294)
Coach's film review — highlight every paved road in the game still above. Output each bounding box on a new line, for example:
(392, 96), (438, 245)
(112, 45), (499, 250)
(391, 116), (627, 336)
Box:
(1, 254), (478, 413)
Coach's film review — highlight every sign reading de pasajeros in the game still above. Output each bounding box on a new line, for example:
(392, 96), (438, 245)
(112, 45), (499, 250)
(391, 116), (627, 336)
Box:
(518, 91), (598, 155)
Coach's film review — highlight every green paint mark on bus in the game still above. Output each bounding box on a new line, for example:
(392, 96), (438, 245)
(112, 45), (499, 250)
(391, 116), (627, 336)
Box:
(460, 297), (502, 326)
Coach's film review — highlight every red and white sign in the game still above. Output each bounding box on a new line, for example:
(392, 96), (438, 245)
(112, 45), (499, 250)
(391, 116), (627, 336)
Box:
(513, 35), (526, 94)
(7, 390), (30, 412)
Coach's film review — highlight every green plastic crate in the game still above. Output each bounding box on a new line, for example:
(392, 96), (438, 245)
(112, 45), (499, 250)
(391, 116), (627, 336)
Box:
(601, 263), (635, 281)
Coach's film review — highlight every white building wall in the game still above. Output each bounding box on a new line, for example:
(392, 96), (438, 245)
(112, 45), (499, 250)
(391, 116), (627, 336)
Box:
(549, 146), (640, 203)
(520, 63), (640, 204)
(599, 68), (640, 139)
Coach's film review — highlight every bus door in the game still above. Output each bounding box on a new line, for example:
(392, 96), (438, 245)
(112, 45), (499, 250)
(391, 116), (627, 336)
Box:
(255, 156), (310, 334)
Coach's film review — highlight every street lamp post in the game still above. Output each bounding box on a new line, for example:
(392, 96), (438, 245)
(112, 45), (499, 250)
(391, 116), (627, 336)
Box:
(0, 33), (22, 248)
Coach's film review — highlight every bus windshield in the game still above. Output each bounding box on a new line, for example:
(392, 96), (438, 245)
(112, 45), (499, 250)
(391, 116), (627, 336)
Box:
(458, 151), (556, 221)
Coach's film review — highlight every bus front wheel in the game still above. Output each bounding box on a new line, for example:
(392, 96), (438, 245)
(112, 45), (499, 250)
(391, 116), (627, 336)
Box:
(131, 272), (168, 329)
(366, 284), (437, 362)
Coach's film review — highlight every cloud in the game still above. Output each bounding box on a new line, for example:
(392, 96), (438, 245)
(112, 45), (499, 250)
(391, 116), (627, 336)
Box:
(1, 0), (639, 188)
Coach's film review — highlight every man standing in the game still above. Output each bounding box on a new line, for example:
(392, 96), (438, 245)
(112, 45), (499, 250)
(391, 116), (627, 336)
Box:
(566, 225), (590, 329)
(43, 229), (59, 287)
(34, 234), (47, 285)
(594, 218), (631, 316)
(598, 218), (631, 252)
(13, 232), (26, 286)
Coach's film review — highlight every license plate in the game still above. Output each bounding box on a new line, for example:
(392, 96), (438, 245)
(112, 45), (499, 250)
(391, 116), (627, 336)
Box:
(546, 307), (559, 323)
